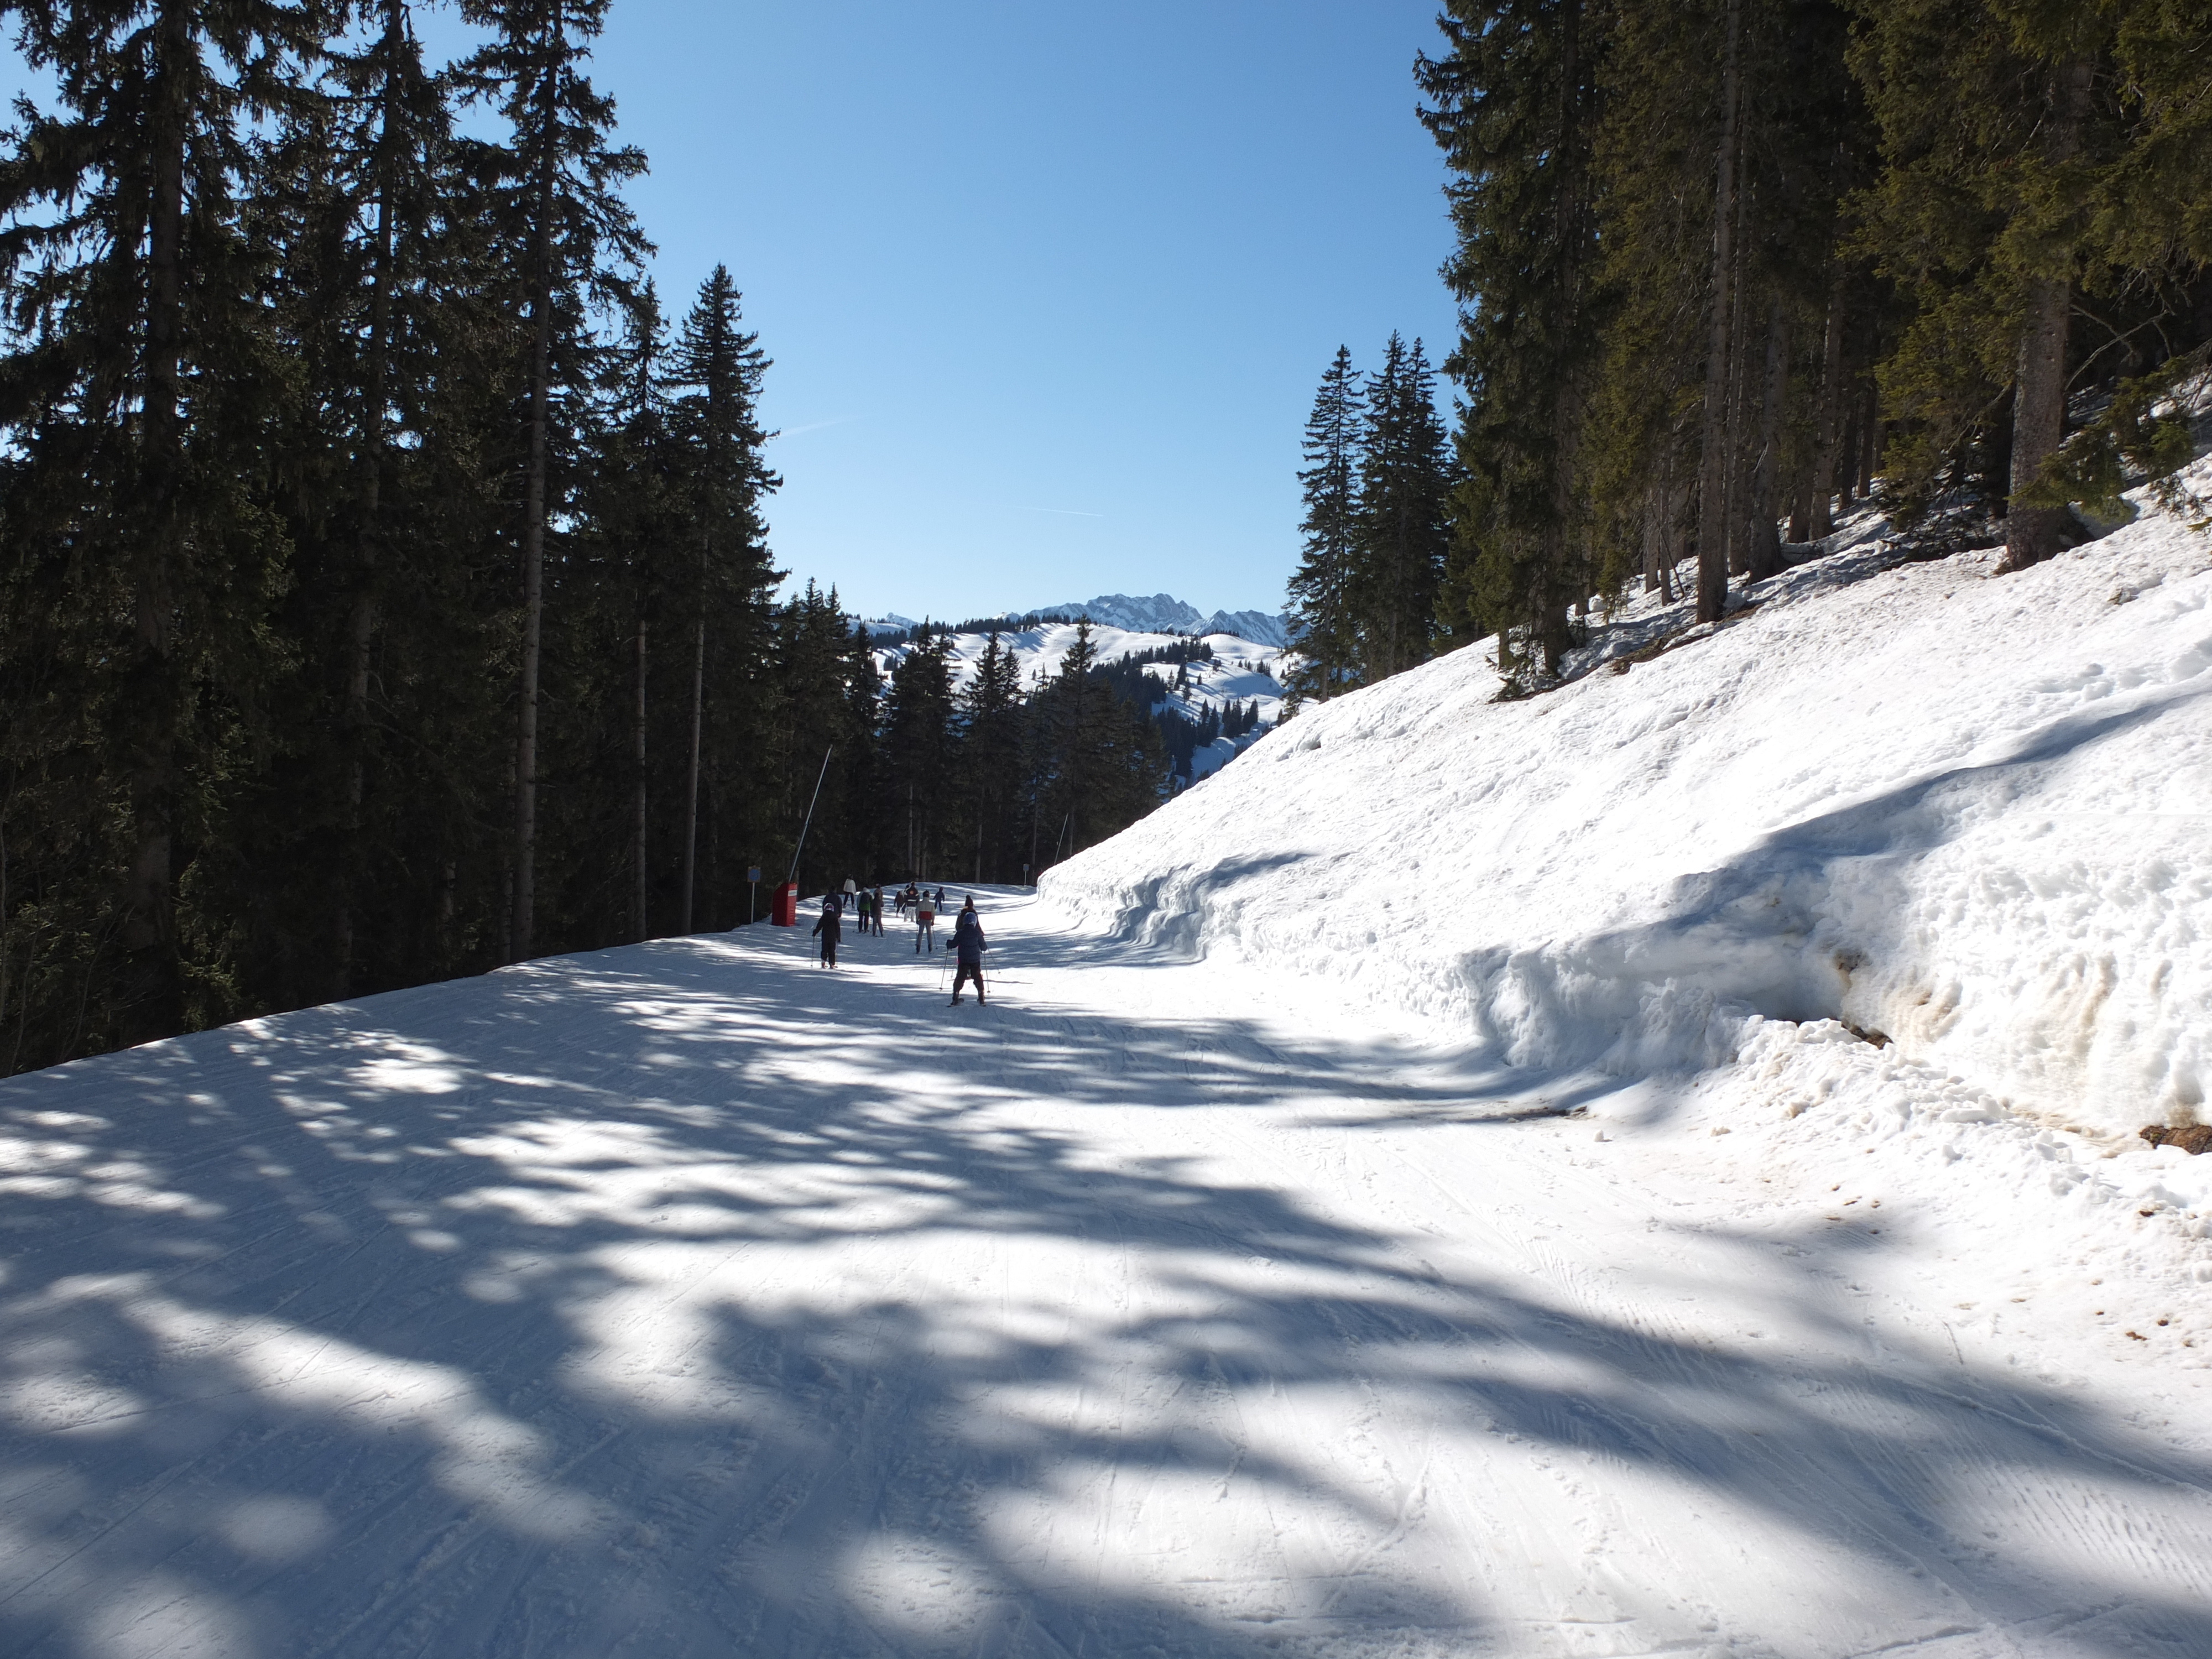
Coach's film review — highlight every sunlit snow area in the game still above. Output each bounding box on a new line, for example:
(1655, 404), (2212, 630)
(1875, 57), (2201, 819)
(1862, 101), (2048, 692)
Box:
(4, 472), (2211, 1657)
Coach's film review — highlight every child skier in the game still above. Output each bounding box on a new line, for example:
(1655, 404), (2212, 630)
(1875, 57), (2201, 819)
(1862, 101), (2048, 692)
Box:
(810, 898), (842, 967)
(949, 898), (987, 1005)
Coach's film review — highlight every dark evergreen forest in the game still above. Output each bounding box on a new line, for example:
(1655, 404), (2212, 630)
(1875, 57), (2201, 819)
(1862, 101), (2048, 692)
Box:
(0, 0), (1168, 1073)
(1291, 0), (2212, 697)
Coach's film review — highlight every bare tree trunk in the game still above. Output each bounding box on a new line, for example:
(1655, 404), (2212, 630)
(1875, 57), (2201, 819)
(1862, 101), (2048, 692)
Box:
(121, 1), (195, 1038)
(633, 619), (648, 941)
(1694, 0), (1744, 624)
(1834, 394), (1859, 514)
(1541, 0), (1587, 676)
(1747, 296), (1790, 581)
(1642, 479), (1666, 594)
(1724, 249), (1754, 578)
(336, 0), (406, 999)
(1799, 273), (1849, 540)
(1999, 60), (2093, 571)
(680, 617), (704, 931)
(1855, 378), (1879, 500)
(511, 85), (559, 963)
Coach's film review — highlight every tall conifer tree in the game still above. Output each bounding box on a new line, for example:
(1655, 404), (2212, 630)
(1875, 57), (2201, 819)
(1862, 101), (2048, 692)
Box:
(0, 0), (324, 1042)
(1420, 0), (1606, 676)
(1352, 335), (1452, 680)
(457, 0), (647, 959)
(1285, 345), (1364, 703)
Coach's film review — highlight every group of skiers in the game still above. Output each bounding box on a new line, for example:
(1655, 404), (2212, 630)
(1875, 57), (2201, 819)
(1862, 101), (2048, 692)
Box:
(808, 879), (987, 1004)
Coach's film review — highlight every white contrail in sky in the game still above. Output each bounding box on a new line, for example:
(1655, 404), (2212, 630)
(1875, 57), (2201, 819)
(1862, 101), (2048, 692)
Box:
(774, 416), (860, 439)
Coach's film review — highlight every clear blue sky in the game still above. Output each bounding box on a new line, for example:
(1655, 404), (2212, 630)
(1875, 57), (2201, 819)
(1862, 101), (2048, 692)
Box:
(7, 1), (1462, 622)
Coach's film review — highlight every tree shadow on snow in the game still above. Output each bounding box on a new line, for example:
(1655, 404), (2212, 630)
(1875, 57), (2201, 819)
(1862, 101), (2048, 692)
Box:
(0, 922), (2206, 1656)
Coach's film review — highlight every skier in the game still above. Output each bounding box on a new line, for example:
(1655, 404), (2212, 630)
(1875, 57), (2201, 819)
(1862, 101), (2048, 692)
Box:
(811, 896), (842, 967)
(872, 885), (888, 935)
(853, 886), (873, 937)
(948, 898), (987, 1005)
(914, 889), (936, 953)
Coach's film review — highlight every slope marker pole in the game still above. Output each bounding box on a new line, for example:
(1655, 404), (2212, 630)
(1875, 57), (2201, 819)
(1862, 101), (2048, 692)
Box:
(786, 747), (834, 898)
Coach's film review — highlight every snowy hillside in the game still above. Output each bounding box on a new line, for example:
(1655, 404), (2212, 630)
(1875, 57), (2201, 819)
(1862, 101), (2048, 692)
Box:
(877, 618), (1297, 781)
(1048, 468), (2212, 1141)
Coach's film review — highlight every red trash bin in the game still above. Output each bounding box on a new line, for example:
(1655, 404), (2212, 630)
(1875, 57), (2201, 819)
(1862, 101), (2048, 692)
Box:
(770, 882), (799, 927)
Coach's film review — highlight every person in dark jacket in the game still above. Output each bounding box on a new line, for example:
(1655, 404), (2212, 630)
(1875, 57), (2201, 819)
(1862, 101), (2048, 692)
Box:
(948, 898), (986, 1004)
(810, 898), (842, 967)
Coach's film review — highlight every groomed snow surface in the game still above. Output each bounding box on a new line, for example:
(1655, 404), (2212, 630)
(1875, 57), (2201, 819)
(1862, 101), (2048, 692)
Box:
(5, 477), (2211, 1656)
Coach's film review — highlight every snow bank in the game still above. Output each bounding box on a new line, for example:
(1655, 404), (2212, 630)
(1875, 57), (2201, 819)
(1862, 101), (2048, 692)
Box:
(1046, 470), (2212, 1136)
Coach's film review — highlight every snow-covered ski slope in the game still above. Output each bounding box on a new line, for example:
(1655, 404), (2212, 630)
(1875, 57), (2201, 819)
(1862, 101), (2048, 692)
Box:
(4, 482), (2212, 1658)
(1051, 467), (2212, 1141)
(6, 889), (2212, 1658)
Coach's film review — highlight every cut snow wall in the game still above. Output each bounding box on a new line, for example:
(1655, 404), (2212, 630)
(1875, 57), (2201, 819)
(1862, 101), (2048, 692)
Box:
(1045, 476), (2212, 1136)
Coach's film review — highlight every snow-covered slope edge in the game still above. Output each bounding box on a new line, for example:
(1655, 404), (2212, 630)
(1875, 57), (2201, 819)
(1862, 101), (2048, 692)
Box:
(1045, 468), (2212, 1138)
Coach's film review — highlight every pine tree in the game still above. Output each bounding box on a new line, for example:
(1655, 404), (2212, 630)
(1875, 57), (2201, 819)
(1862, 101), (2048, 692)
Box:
(961, 629), (1026, 881)
(882, 637), (955, 879)
(1850, 1), (2116, 569)
(1420, 1), (1606, 676)
(564, 280), (672, 941)
(1285, 346), (1364, 703)
(457, 0), (648, 959)
(0, 0), (326, 1047)
(666, 265), (776, 926)
(767, 582), (854, 899)
(1351, 335), (1453, 680)
(251, 0), (511, 995)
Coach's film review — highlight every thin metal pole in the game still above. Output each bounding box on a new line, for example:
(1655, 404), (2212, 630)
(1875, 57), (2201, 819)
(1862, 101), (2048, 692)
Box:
(787, 747), (834, 893)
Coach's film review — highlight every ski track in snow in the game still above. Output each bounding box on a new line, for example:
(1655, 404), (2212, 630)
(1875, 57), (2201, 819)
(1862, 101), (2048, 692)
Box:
(4, 893), (2210, 1657)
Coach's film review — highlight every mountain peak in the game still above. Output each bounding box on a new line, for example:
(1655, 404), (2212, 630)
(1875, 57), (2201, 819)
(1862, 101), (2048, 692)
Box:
(1028, 593), (1291, 649)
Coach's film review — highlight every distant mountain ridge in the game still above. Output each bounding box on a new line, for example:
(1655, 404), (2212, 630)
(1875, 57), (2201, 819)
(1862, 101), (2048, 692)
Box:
(1024, 593), (1292, 649)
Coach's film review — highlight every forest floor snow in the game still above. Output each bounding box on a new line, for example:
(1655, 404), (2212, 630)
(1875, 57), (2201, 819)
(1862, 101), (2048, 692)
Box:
(5, 889), (2211, 1657)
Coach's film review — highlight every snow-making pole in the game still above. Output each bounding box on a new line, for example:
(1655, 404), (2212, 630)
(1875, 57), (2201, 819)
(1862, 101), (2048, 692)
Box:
(786, 747), (834, 898)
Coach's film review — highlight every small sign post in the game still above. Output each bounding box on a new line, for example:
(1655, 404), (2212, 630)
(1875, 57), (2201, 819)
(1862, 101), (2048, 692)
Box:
(747, 867), (761, 926)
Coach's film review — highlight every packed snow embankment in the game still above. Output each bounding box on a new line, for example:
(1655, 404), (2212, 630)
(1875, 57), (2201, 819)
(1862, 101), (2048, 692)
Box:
(1046, 475), (2212, 1137)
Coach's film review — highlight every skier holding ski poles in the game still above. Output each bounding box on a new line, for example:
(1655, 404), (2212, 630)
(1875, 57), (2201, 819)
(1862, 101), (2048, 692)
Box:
(914, 890), (936, 953)
(948, 898), (987, 1005)
(811, 897), (842, 968)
